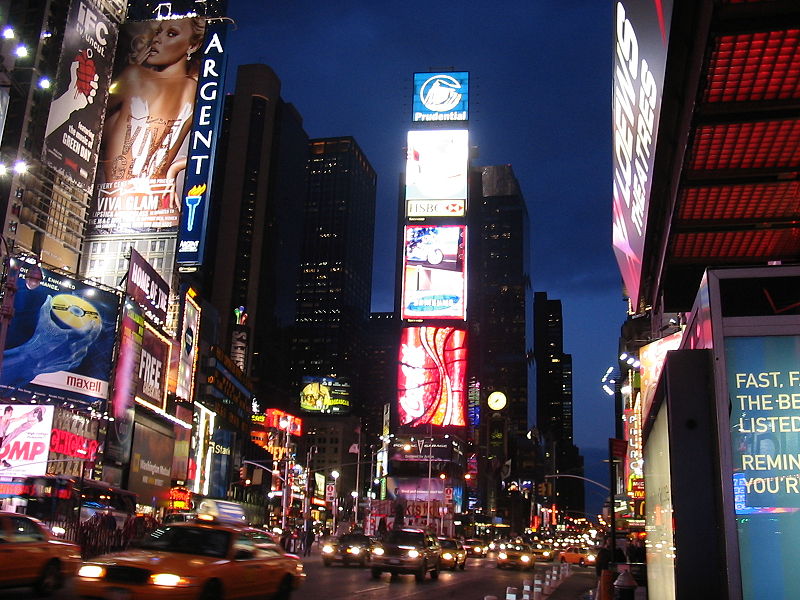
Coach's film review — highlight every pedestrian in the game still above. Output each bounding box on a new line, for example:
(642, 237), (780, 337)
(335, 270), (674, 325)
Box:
(303, 519), (315, 556)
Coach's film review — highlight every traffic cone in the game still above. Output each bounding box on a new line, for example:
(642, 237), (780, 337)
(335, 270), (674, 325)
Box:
(522, 579), (532, 600)
(533, 576), (543, 600)
(506, 587), (518, 600)
(543, 572), (552, 594)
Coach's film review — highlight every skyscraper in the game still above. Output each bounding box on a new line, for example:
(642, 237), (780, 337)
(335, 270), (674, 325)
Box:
(292, 137), (377, 406)
(533, 291), (584, 517)
(204, 64), (309, 406)
(468, 164), (531, 529)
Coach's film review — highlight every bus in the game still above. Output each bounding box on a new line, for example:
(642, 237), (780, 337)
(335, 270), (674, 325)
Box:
(20, 475), (137, 532)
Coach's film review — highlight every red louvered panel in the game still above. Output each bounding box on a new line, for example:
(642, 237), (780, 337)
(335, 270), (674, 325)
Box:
(678, 182), (800, 221)
(689, 120), (800, 170)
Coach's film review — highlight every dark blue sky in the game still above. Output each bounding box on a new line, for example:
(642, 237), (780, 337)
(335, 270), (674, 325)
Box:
(227, 1), (624, 513)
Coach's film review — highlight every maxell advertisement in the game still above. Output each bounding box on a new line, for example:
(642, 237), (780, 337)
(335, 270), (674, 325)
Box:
(0, 404), (55, 477)
(401, 225), (467, 320)
(175, 291), (200, 401)
(0, 265), (120, 406)
(611, 0), (673, 307)
(177, 20), (228, 267)
(129, 421), (174, 507)
(412, 72), (469, 122)
(405, 130), (468, 218)
(126, 248), (169, 329)
(42, 0), (118, 188)
(88, 16), (208, 234)
(134, 323), (170, 410)
(299, 376), (351, 414)
(106, 299), (143, 464)
(397, 326), (467, 428)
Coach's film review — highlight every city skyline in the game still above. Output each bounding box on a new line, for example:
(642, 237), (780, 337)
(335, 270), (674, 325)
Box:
(226, 0), (623, 490)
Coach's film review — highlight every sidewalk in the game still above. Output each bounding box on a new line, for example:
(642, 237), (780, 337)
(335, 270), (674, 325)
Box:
(545, 570), (596, 600)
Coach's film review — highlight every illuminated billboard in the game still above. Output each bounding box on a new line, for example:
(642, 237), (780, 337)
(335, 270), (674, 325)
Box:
(175, 291), (201, 402)
(135, 323), (171, 411)
(401, 225), (466, 320)
(88, 16), (208, 235)
(405, 130), (468, 218)
(176, 20), (228, 267)
(612, 1), (673, 308)
(397, 326), (467, 428)
(412, 72), (469, 122)
(42, 0), (118, 188)
(299, 376), (351, 414)
(126, 248), (170, 329)
(0, 404), (55, 477)
(0, 265), (120, 406)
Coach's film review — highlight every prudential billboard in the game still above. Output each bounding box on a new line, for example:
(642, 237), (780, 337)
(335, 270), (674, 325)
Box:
(413, 72), (469, 122)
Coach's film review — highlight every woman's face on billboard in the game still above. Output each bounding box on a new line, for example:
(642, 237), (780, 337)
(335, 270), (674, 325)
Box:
(144, 19), (196, 68)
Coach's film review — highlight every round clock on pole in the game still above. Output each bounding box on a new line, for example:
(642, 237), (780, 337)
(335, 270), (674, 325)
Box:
(487, 391), (507, 411)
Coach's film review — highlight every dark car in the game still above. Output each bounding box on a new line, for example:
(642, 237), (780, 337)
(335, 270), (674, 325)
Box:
(462, 538), (488, 557)
(437, 537), (467, 570)
(321, 533), (374, 567)
(497, 542), (535, 570)
(370, 528), (441, 582)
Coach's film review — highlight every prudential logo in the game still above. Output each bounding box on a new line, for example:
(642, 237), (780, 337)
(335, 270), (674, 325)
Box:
(420, 74), (463, 112)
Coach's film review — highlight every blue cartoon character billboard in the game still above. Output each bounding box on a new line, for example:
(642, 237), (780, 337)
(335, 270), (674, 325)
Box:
(0, 265), (120, 405)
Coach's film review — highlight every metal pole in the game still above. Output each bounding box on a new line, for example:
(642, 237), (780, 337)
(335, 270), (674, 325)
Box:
(281, 427), (290, 530)
(354, 426), (361, 525)
(427, 432), (432, 530)
(0, 245), (19, 378)
(608, 438), (617, 566)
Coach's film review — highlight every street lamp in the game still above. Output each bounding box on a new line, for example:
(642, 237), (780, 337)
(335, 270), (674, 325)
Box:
(331, 469), (340, 535)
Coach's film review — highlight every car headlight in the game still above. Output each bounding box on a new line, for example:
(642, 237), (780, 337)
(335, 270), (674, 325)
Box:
(408, 549), (420, 558)
(373, 547), (384, 555)
(348, 546), (361, 555)
(521, 555), (531, 562)
(149, 573), (192, 587)
(588, 554), (596, 562)
(78, 565), (106, 579)
(489, 542), (496, 550)
(442, 552), (453, 560)
(543, 551), (550, 557)
(498, 552), (508, 560)
(322, 544), (335, 554)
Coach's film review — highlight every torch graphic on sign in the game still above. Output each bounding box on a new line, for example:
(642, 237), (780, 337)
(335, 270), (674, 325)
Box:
(184, 183), (206, 231)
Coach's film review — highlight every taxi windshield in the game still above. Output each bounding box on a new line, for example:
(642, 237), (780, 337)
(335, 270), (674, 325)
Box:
(439, 539), (458, 549)
(140, 526), (231, 558)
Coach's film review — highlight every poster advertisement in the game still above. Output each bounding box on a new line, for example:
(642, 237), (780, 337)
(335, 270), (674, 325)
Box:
(405, 130), (469, 202)
(42, 0), (118, 188)
(0, 404), (55, 477)
(135, 324), (170, 410)
(129, 421), (174, 507)
(401, 225), (467, 320)
(126, 248), (169, 329)
(412, 72), (469, 122)
(397, 326), (467, 428)
(0, 265), (120, 406)
(725, 335), (800, 599)
(106, 300), (143, 464)
(88, 16), (208, 234)
(175, 291), (200, 401)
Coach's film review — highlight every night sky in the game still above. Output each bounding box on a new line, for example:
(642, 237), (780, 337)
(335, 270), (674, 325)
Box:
(227, 1), (624, 516)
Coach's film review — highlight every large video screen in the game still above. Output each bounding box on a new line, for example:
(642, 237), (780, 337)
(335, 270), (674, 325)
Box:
(0, 265), (120, 406)
(405, 129), (468, 218)
(397, 326), (467, 428)
(401, 225), (466, 320)
(88, 16), (209, 235)
(412, 72), (469, 122)
(299, 376), (351, 414)
(0, 404), (55, 477)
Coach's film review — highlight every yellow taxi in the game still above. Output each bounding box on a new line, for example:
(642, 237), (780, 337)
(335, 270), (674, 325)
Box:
(558, 546), (596, 567)
(75, 515), (304, 599)
(0, 511), (81, 596)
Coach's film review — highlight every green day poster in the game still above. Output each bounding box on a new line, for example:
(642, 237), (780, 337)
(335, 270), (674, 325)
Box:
(0, 265), (120, 406)
(725, 335), (800, 599)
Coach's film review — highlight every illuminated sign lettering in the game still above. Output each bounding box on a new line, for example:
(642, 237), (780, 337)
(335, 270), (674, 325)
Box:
(413, 72), (469, 122)
(177, 22), (228, 266)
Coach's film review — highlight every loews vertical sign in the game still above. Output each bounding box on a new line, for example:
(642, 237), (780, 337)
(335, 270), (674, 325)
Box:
(177, 20), (228, 267)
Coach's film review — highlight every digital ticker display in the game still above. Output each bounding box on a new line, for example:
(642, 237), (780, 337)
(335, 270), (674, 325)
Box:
(401, 225), (466, 320)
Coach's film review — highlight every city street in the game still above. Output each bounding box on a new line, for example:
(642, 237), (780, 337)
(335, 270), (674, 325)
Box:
(6, 552), (596, 599)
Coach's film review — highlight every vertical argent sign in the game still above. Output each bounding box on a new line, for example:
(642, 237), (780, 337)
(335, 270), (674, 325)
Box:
(177, 20), (228, 266)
